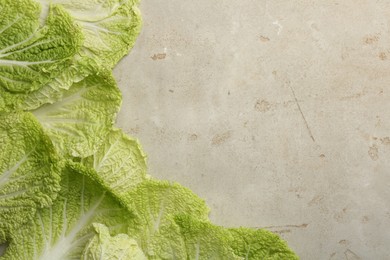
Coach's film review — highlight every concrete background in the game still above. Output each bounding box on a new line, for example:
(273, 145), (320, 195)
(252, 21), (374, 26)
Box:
(114, 1), (390, 259)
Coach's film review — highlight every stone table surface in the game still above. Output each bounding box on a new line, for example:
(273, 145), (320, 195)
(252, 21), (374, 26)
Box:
(114, 1), (390, 259)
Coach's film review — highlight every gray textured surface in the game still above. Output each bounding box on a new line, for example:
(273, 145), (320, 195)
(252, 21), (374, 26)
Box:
(114, 1), (390, 259)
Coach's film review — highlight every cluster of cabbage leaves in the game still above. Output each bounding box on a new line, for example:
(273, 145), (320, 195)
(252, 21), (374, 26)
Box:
(0, 0), (298, 259)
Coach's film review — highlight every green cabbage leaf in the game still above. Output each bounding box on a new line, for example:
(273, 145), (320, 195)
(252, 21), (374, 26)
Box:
(81, 128), (148, 198)
(82, 223), (146, 260)
(174, 215), (241, 260)
(2, 164), (133, 259)
(30, 69), (122, 158)
(36, 0), (142, 68)
(0, 0), (82, 93)
(227, 227), (299, 260)
(124, 179), (210, 259)
(0, 112), (61, 241)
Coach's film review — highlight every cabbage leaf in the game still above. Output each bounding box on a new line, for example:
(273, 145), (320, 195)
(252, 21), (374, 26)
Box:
(20, 56), (96, 111)
(81, 128), (148, 197)
(31, 69), (122, 158)
(82, 223), (146, 260)
(124, 179), (210, 259)
(227, 227), (299, 260)
(0, 112), (61, 241)
(174, 215), (241, 260)
(2, 164), (133, 259)
(0, 0), (82, 93)
(36, 0), (142, 68)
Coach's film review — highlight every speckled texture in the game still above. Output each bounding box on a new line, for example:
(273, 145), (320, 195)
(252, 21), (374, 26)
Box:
(114, 1), (390, 259)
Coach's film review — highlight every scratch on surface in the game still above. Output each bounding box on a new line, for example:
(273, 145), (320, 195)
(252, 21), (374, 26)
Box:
(272, 20), (283, 35)
(288, 83), (315, 142)
(329, 252), (336, 259)
(264, 0), (283, 35)
(344, 249), (361, 260)
(261, 223), (308, 229)
(308, 195), (324, 206)
(272, 229), (291, 234)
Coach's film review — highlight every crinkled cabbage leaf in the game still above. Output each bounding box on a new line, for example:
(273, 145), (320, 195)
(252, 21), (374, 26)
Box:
(124, 179), (210, 259)
(82, 223), (146, 260)
(81, 128), (148, 197)
(174, 216), (300, 260)
(31, 69), (122, 158)
(227, 227), (299, 260)
(2, 164), (133, 259)
(174, 215), (241, 260)
(36, 0), (142, 68)
(0, 0), (82, 93)
(0, 112), (61, 241)
(20, 56), (96, 111)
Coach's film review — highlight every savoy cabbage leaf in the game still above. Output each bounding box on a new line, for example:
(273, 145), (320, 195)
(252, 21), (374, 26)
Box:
(82, 223), (146, 260)
(0, 0), (83, 93)
(36, 0), (142, 68)
(227, 227), (299, 260)
(0, 88), (26, 112)
(174, 215), (241, 260)
(20, 56), (96, 111)
(1, 163), (134, 260)
(0, 56), (96, 113)
(81, 128), (148, 198)
(30, 69), (122, 158)
(0, 112), (61, 241)
(124, 179), (210, 259)
(173, 216), (299, 260)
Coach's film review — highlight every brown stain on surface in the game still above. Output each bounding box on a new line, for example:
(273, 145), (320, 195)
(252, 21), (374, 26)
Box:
(261, 223), (308, 235)
(212, 131), (231, 145)
(288, 187), (305, 199)
(379, 52), (387, 60)
(334, 207), (349, 223)
(151, 53), (166, 60)
(254, 99), (271, 112)
(368, 145), (379, 161)
(188, 134), (198, 141)
(361, 216), (369, 223)
(340, 92), (364, 101)
(380, 137), (390, 145)
(363, 34), (379, 45)
(339, 239), (349, 246)
(260, 35), (270, 42)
